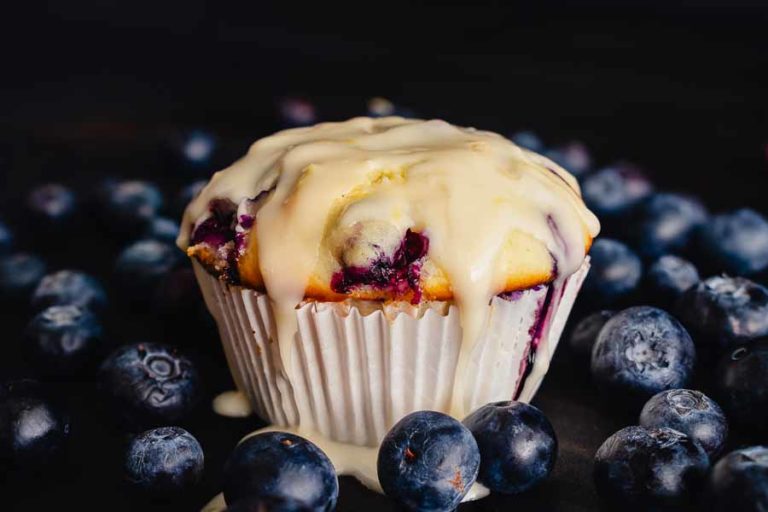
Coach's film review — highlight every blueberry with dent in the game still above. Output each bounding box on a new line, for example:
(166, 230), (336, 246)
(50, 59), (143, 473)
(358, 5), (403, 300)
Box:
(31, 269), (107, 312)
(378, 410), (480, 511)
(99, 342), (200, 428)
(714, 340), (768, 435)
(591, 306), (695, 401)
(223, 432), (338, 510)
(644, 255), (699, 309)
(697, 208), (768, 276)
(114, 239), (181, 296)
(581, 163), (654, 222)
(629, 193), (708, 259)
(581, 238), (643, 306)
(463, 401), (557, 494)
(639, 389), (728, 457)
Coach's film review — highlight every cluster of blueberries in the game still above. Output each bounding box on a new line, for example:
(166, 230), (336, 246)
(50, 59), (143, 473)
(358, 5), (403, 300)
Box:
(516, 127), (768, 510)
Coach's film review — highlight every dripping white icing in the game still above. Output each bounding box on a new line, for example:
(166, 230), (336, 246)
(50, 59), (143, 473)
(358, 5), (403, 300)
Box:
(179, 117), (599, 419)
(212, 391), (252, 418)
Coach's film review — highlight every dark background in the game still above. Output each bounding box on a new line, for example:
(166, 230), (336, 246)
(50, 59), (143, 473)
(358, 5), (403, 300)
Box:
(1, 1), (767, 510)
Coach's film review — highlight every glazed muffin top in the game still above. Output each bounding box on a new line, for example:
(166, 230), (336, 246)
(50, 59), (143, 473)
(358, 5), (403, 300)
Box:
(178, 117), (599, 306)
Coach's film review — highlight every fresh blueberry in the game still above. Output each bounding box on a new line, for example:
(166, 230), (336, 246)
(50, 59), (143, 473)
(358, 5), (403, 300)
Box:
(463, 401), (557, 494)
(569, 310), (616, 358)
(639, 389), (728, 457)
(676, 276), (768, 351)
(629, 193), (708, 259)
(176, 130), (217, 169)
(99, 342), (200, 428)
(24, 305), (104, 376)
(591, 306), (695, 400)
(0, 380), (70, 469)
(0, 219), (12, 254)
(114, 239), (181, 296)
(223, 432), (338, 510)
(644, 255), (700, 309)
(144, 216), (180, 244)
(581, 163), (654, 222)
(581, 238), (643, 306)
(98, 180), (164, 232)
(593, 426), (709, 509)
(545, 141), (591, 177)
(366, 97), (397, 117)
(0, 252), (47, 301)
(124, 426), (204, 494)
(174, 180), (207, 217)
(509, 130), (545, 153)
(708, 446), (768, 512)
(31, 270), (107, 312)
(277, 97), (317, 127)
(377, 410), (480, 511)
(715, 340), (768, 435)
(697, 208), (768, 276)
(25, 183), (77, 225)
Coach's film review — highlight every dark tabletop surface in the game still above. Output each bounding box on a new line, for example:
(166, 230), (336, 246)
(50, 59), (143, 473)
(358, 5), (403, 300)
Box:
(1, 1), (767, 510)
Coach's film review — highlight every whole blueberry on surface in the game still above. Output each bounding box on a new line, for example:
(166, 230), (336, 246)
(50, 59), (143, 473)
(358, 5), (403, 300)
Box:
(223, 432), (338, 510)
(31, 270), (107, 312)
(463, 401), (557, 494)
(593, 426), (709, 510)
(591, 306), (695, 400)
(581, 163), (654, 221)
(629, 193), (708, 259)
(639, 389), (728, 457)
(26, 183), (77, 224)
(697, 208), (768, 276)
(124, 426), (203, 494)
(144, 216), (180, 244)
(115, 239), (181, 295)
(99, 180), (164, 231)
(225, 496), (311, 512)
(0, 380), (70, 469)
(545, 141), (591, 177)
(708, 446), (768, 512)
(0, 219), (12, 254)
(715, 340), (768, 435)
(277, 97), (317, 127)
(175, 180), (207, 217)
(582, 238), (643, 306)
(25, 305), (104, 376)
(99, 342), (200, 428)
(645, 255), (700, 309)
(569, 310), (616, 357)
(510, 130), (544, 152)
(676, 275), (768, 351)
(0, 252), (47, 301)
(378, 410), (480, 511)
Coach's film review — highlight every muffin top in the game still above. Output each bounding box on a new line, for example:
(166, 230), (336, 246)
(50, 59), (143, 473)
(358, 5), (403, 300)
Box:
(179, 117), (599, 309)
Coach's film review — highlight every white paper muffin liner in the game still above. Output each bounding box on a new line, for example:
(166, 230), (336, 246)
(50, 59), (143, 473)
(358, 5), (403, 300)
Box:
(193, 259), (589, 447)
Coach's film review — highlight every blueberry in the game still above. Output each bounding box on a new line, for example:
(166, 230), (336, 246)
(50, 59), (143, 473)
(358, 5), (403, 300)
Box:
(639, 389), (728, 458)
(175, 180), (207, 217)
(225, 496), (311, 512)
(277, 97), (317, 127)
(715, 340), (768, 435)
(25, 183), (77, 225)
(24, 305), (104, 377)
(593, 426), (709, 509)
(99, 342), (200, 428)
(708, 446), (768, 512)
(591, 306), (695, 400)
(676, 275), (768, 351)
(0, 252), (47, 301)
(545, 141), (591, 177)
(0, 219), (12, 254)
(114, 239), (181, 296)
(223, 432), (338, 510)
(509, 130), (545, 152)
(581, 238), (643, 306)
(569, 310), (616, 357)
(31, 270), (107, 312)
(378, 410), (479, 511)
(366, 97), (397, 118)
(144, 216), (180, 244)
(177, 130), (217, 168)
(0, 380), (70, 469)
(99, 180), (164, 232)
(697, 208), (768, 276)
(463, 401), (557, 494)
(645, 255), (700, 309)
(124, 426), (203, 494)
(581, 163), (654, 221)
(629, 193), (708, 259)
